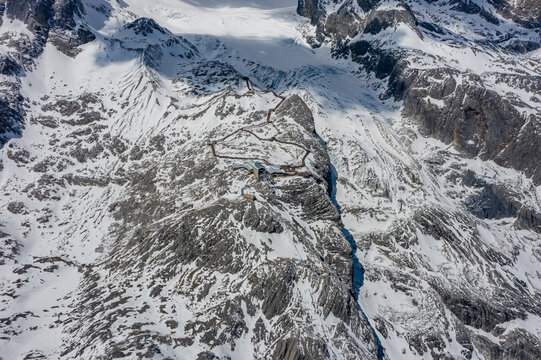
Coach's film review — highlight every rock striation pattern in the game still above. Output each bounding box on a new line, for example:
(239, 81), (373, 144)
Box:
(0, 0), (540, 359)
(0, 0), (95, 145)
(0, 5), (381, 358)
(296, 0), (541, 359)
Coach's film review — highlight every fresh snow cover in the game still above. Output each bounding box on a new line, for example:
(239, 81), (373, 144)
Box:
(126, 0), (299, 39)
(0, 0), (540, 359)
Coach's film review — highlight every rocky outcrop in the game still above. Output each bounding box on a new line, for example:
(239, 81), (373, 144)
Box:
(124, 17), (169, 36)
(0, 0), (96, 145)
(1, 0), (95, 56)
(297, 2), (541, 358)
(473, 329), (541, 360)
(298, 0), (541, 185)
(491, 0), (541, 28)
(298, 1), (418, 47)
(392, 68), (541, 183)
(402, 69), (541, 184)
(516, 207), (541, 233)
(48, 56), (380, 357)
(297, 0), (325, 25)
(1, 1), (540, 359)
(0, 89), (24, 145)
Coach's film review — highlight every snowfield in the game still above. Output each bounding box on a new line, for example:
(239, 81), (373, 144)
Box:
(0, 0), (540, 359)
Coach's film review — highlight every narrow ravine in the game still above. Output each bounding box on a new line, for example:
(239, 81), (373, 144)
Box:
(329, 164), (385, 360)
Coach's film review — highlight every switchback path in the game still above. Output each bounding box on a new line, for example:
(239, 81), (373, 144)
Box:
(208, 78), (311, 172)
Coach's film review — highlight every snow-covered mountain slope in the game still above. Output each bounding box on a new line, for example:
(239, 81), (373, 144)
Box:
(0, 0), (540, 359)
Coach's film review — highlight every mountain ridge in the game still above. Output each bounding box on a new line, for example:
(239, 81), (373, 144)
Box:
(0, 0), (540, 359)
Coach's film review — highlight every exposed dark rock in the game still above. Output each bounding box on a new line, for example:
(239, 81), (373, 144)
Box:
(3, 0), (95, 56)
(0, 56), (22, 76)
(7, 147), (31, 164)
(348, 40), (403, 79)
(0, 0), (97, 145)
(279, 179), (339, 221)
(357, 0), (381, 12)
(274, 95), (331, 182)
(515, 207), (541, 233)
(419, 21), (448, 35)
(2, 1), (539, 357)
(496, 116), (541, 184)
(362, 7), (420, 36)
(0, 97), (24, 145)
(297, 0), (541, 185)
(438, 292), (523, 332)
(298, 0), (362, 46)
(461, 171), (522, 219)
(449, 0), (500, 24)
(298, 1), (419, 46)
(125, 17), (169, 36)
(272, 336), (331, 360)
(390, 67), (541, 183)
(250, 261), (297, 319)
(490, 0), (541, 28)
(460, 170), (541, 233)
(297, 0), (326, 25)
(473, 329), (541, 360)
(7, 202), (27, 215)
(236, 203), (284, 233)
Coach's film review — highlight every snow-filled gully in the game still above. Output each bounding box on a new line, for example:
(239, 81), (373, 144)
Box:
(329, 164), (385, 360)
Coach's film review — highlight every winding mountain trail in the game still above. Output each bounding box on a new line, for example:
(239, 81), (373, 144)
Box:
(208, 77), (311, 173)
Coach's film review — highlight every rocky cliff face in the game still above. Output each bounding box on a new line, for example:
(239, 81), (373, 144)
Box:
(490, 0), (541, 28)
(0, 3), (381, 358)
(0, 0), (540, 359)
(0, 0), (95, 145)
(299, 0), (541, 183)
(295, 0), (541, 359)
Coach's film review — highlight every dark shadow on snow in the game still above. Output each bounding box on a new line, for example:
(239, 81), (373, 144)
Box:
(329, 163), (384, 360)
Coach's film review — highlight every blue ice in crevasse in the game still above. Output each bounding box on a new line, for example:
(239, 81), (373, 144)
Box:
(329, 163), (384, 360)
